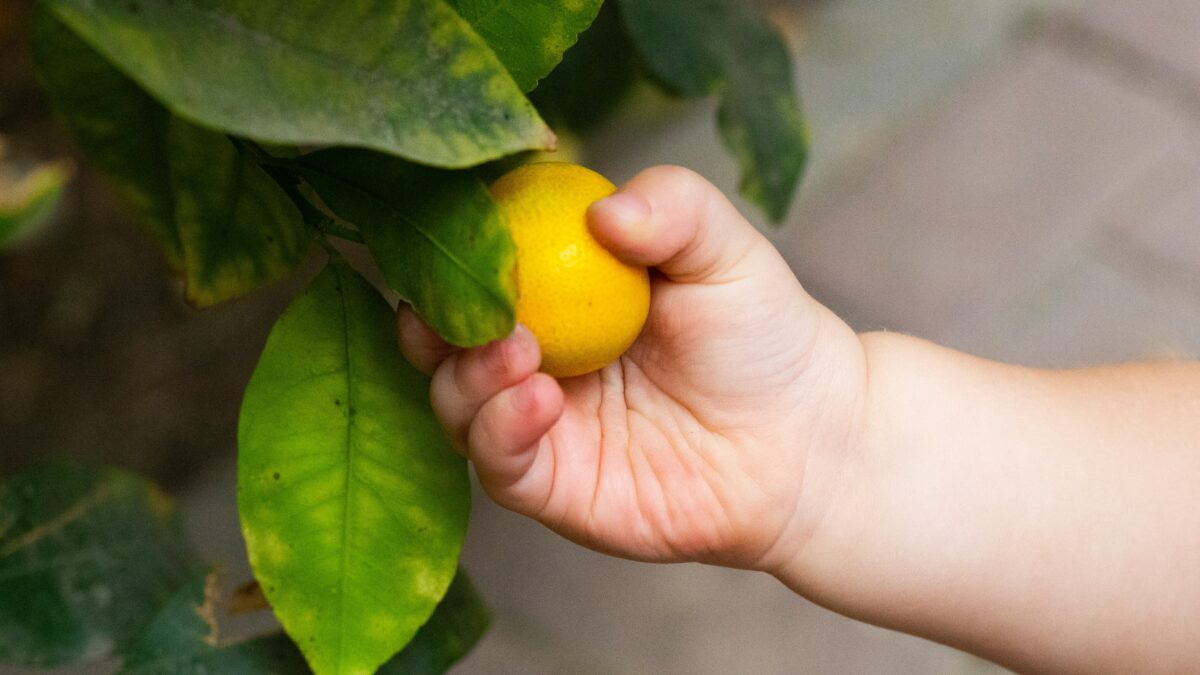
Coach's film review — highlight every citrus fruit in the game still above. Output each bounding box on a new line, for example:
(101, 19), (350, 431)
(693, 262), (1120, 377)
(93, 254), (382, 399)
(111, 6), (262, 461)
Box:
(490, 163), (650, 378)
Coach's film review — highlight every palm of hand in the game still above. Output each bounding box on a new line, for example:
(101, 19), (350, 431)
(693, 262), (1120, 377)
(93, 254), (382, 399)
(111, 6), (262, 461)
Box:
(490, 272), (849, 569)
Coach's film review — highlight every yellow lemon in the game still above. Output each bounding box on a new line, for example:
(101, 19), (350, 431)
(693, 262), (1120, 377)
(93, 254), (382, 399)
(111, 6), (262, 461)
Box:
(490, 163), (650, 378)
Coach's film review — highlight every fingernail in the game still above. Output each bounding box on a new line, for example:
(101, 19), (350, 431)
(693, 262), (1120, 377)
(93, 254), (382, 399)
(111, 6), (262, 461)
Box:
(590, 192), (649, 230)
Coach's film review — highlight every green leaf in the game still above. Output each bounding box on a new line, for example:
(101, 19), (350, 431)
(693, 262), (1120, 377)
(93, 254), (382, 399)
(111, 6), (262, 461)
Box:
(299, 149), (516, 347)
(529, 3), (638, 134)
(42, 0), (554, 168)
(616, 0), (808, 221)
(31, 8), (310, 299)
(449, 0), (604, 92)
(168, 119), (311, 307)
(0, 463), (196, 667)
(238, 260), (471, 675)
(0, 158), (73, 247)
(120, 571), (309, 675)
(27, 5), (182, 268)
(378, 570), (490, 674)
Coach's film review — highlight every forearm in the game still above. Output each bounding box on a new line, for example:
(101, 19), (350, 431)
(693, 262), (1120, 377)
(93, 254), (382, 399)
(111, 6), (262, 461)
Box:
(781, 332), (1200, 674)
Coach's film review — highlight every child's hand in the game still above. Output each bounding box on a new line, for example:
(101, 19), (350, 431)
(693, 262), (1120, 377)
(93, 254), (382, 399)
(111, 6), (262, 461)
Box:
(398, 166), (866, 571)
(400, 165), (1200, 673)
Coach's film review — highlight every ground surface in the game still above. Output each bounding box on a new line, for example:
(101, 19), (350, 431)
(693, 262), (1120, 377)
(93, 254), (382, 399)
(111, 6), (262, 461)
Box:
(3, 0), (1199, 672)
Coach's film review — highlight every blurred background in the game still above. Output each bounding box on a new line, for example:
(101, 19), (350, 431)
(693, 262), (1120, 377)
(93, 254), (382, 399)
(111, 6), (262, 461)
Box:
(3, 0), (1198, 672)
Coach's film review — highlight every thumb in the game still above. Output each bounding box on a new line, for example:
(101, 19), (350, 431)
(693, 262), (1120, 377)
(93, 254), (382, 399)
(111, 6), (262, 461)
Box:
(587, 165), (770, 284)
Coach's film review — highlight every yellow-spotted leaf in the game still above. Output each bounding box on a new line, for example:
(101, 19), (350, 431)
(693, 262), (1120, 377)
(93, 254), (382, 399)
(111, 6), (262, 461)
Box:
(448, 0), (604, 92)
(377, 570), (490, 674)
(168, 119), (311, 307)
(41, 0), (553, 168)
(238, 260), (470, 675)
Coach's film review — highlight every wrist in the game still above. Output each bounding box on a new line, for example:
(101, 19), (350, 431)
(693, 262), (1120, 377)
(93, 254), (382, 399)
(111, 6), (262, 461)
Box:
(751, 318), (875, 584)
(769, 332), (1059, 669)
(766, 331), (934, 605)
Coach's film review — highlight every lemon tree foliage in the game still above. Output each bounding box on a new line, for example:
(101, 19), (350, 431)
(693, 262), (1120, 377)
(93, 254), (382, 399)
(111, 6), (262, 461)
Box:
(120, 572), (309, 675)
(299, 149), (517, 347)
(168, 119), (311, 307)
(28, 6), (181, 268)
(449, 0), (605, 92)
(30, 8), (309, 305)
(40, 0), (554, 169)
(617, 0), (809, 221)
(0, 464), (196, 668)
(238, 261), (471, 675)
(0, 158), (72, 248)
